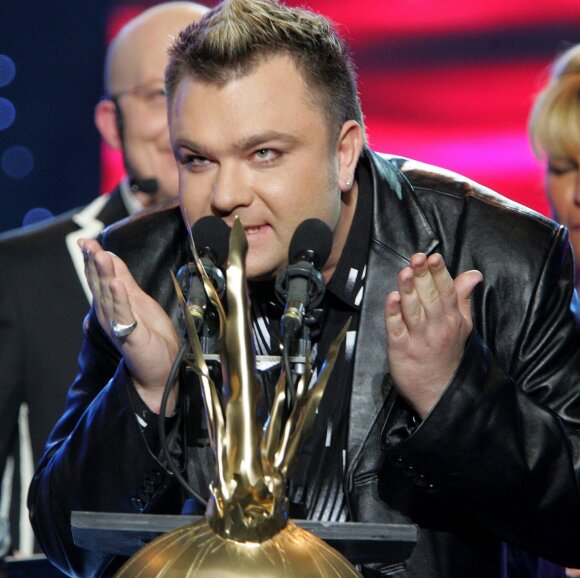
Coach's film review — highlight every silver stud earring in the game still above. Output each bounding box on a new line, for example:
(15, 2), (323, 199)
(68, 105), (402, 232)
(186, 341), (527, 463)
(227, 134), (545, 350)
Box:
(345, 177), (352, 188)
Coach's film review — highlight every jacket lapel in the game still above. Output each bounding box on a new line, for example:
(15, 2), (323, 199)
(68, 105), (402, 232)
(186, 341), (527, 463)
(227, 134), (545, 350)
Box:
(347, 150), (440, 469)
(65, 187), (129, 303)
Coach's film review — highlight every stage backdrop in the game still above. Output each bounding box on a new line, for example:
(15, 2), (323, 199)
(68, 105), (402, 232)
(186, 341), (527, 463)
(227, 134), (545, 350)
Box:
(3, 0), (580, 233)
(99, 0), (580, 218)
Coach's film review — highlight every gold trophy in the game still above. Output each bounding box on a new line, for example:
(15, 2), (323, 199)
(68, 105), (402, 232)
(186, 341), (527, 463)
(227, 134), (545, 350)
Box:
(115, 217), (361, 577)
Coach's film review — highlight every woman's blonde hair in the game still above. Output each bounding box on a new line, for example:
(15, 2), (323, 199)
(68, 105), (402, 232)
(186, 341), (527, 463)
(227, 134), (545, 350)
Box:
(529, 45), (580, 160)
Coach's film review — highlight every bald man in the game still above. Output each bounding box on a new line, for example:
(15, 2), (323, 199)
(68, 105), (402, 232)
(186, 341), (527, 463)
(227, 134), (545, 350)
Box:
(94, 2), (208, 207)
(0, 2), (207, 558)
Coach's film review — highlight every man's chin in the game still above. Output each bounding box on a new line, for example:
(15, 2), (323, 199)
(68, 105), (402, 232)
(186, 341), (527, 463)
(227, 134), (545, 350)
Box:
(247, 271), (278, 283)
(245, 261), (282, 283)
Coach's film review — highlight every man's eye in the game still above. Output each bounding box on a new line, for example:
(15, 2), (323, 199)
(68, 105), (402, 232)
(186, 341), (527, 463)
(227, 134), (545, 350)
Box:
(144, 88), (167, 105)
(254, 149), (277, 162)
(180, 154), (209, 169)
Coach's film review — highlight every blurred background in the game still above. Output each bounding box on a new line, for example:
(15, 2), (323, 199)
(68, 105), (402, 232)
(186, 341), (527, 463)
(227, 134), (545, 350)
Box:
(2, 0), (580, 233)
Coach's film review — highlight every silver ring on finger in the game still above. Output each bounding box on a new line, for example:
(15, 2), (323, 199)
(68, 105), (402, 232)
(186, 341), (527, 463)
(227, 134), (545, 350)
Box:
(111, 319), (137, 339)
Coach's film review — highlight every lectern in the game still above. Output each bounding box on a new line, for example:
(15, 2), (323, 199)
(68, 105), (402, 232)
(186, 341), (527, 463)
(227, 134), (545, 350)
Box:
(72, 511), (417, 567)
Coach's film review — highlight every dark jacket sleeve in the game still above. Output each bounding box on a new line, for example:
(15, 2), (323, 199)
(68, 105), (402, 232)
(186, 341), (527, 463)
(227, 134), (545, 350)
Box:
(27, 207), (188, 577)
(28, 314), (184, 577)
(0, 255), (24, 494)
(381, 225), (580, 567)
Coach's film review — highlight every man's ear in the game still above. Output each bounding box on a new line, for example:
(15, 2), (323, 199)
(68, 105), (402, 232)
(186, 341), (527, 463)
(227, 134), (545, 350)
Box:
(336, 120), (363, 192)
(94, 99), (122, 150)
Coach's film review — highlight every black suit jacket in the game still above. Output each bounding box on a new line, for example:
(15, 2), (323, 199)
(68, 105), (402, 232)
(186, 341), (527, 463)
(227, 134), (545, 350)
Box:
(29, 152), (580, 577)
(0, 187), (129, 553)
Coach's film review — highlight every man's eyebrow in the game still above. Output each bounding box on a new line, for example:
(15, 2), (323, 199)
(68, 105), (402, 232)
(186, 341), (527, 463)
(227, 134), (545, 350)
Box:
(236, 131), (300, 150)
(173, 138), (209, 156)
(173, 132), (301, 156)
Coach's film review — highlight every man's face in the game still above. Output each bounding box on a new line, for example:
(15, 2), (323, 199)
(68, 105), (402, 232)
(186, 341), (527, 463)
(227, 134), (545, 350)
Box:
(116, 46), (178, 202)
(170, 54), (346, 281)
(545, 154), (580, 265)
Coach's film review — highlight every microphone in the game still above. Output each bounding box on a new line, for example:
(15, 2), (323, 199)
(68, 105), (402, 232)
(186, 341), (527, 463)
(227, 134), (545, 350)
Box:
(177, 216), (229, 334)
(275, 218), (333, 340)
(129, 176), (159, 195)
(112, 99), (160, 196)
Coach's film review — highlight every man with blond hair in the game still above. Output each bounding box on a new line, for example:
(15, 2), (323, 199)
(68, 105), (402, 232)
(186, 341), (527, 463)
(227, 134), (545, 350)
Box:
(31, 1), (580, 576)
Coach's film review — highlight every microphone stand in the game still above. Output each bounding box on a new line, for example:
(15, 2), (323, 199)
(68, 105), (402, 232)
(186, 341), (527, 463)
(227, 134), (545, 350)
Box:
(281, 306), (324, 413)
(156, 261), (225, 507)
(277, 261), (325, 408)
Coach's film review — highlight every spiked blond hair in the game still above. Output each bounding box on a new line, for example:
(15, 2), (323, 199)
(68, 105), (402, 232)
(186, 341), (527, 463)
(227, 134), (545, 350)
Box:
(166, 0), (365, 145)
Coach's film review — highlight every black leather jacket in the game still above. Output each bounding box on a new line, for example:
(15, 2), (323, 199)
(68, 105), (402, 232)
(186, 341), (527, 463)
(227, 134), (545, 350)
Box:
(29, 150), (580, 577)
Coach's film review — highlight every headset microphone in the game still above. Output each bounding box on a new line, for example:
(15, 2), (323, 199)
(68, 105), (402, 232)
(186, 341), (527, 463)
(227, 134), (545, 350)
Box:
(112, 97), (160, 196)
(129, 177), (159, 195)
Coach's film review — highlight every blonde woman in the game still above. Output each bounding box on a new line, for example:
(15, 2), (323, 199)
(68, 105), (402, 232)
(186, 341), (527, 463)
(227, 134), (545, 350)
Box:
(529, 44), (580, 578)
(530, 44), (580, 292)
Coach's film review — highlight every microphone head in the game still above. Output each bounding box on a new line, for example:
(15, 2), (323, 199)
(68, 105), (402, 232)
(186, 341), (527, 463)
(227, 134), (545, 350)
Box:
(288, 218), (333, 268)
(191, 216), (230, 266)
(129, 177), (159, 194)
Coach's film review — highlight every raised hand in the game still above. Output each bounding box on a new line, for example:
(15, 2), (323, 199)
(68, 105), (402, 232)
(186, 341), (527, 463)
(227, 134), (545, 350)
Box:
(384, 252), (483, 419)
(79, 238), (180, 414)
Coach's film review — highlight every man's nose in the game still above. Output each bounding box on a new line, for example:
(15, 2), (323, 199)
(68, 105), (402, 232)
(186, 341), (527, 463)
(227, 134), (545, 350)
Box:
(211, 163), (253, 213)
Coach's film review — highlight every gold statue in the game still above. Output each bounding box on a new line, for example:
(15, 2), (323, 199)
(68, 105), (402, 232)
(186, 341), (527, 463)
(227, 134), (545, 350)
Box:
(115, 217), (361, 577)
